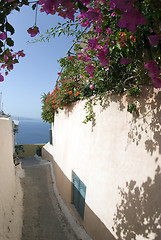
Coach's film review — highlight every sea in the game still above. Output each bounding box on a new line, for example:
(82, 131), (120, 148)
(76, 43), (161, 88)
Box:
(13, 117), (51, 145)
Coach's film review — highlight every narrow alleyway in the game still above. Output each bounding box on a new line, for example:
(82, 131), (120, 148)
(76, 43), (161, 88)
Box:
(20, 156), (78, 240)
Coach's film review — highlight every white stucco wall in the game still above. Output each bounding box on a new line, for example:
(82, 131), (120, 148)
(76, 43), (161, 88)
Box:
(43, 87), (161, 240)
(0, 117), (23, 240)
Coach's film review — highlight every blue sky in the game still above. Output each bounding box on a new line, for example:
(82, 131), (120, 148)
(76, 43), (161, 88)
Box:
(0, 5), (75, 119)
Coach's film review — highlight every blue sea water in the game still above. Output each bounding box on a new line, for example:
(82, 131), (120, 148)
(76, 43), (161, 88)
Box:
(15, 118), (50, 145)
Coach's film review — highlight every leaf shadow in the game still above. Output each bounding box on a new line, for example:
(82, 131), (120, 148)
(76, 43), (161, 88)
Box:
(126, 87), (161, 154)
(113, 166), (161, 240)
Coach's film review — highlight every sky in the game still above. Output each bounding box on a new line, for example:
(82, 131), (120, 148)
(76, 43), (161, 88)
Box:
(0, 5), (75, 119)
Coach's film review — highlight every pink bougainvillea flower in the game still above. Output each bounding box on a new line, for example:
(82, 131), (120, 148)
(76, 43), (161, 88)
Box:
(39, 0), (59, 14)
(118, 8), (146, 32)
(111, 0), (135, 12)
(66, 10), (75, 22)
(40, 0), (76, 20)
(83, 7), (103, 26)
(152, 77), (161, 88)
(0, 73), (4, 82)
(27, 26), (40, 37)
(77, 53), (84, 61)
(79, 0), (90, 5)
(84, 8), (100, 21)
(148, 35), (159, 46)
(106, 28), (113, 35)
(88, 38), (98, 50)
(78, 53), (90, 62)
(107, 1), (116, 11)
(1, 64), (5, 69)
(144, 60), (160, 78)
(0, 32), (7, 41)
(57, 72), (62, 76)
(94, 26), (102, 34)
(111, 12), (116, 17)
(144, 60), (158, 71)
(77, 11), (92, 27)
(97, 50), (109, 66)
(61, 0), (73, 9)
(77, 13), (84, 19)
(148, 71), (160, 78)
(89, 84), (94, 90)
(17, 50), (25, 58)
(3, 55), (9, 63)
(120, 58), (133, 64)
(86, 64), (95, 78)
(59, 8), (75, 21)
(7, 63), (13, 70)
(80, 20), (91, 28)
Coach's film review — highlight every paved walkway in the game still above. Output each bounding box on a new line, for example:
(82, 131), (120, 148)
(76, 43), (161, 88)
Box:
(20, 156), (78, 240)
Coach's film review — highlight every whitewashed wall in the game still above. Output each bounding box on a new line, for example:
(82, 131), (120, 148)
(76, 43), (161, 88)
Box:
(0, 117), (22, 240)
(43, 87), (161, 240)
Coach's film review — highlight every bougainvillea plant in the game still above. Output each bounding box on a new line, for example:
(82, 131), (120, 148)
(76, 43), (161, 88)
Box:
(0, 0), (161, 122)
(40, 0), (161, 123)
(0, 0), (28, 80)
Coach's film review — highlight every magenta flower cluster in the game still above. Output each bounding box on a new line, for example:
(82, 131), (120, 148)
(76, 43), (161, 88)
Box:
(1, 0), (160, 89)
(148, 35), (159, 46)
(25, 0), (161, 88)
(38, 0), (77, 21)
(32, 0), (160, 88)
(0, 32), (7, 41)
(85, 64), (95, 78)
(144, 61), (161, 88)
(0, 23), (26, 81)
(27, 26), (40, 37)
(0, 49), (25, 81)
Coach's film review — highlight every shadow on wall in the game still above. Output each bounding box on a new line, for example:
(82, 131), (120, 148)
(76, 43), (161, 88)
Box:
(62, 87), (161, 154)
(126, 87), (161, 155)
(98, 86), (161, 155)
(113, 165), (161, 240)
(42, 148), (116, 240)
(64, 102), (78, 117)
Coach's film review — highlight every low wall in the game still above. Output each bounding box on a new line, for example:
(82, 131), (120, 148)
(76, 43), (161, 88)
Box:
(16, 144), (44, 158)
(0, 117), (23, 240)
(42, 87), (161, 240)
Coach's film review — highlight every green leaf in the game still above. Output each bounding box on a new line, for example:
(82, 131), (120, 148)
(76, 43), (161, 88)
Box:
(15, 7), (20, 12)
(6, 38), (14, 46)
(77, 1), (88, 11)
(0, 54), (4, 61)
(13, 59), (19, 64)
(21, 0), (29, 5)
(0, 40), (3, 48)
(0, 12), (5, 21)
(32, 3), (37, 10)
(114, 7), (123, 15)
(116, 42), (121, 50)
(6, 22), (15, 35)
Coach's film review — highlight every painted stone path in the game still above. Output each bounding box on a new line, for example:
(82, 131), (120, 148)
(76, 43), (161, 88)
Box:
(20, 156), (78, 240)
